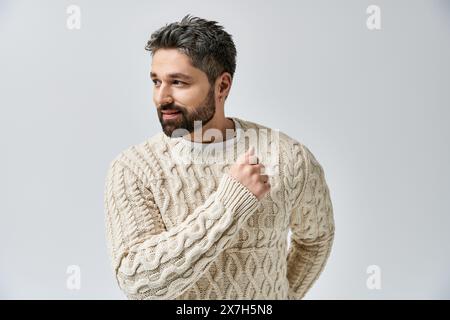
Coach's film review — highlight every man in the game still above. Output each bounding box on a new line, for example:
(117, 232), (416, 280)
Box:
(104, 14), (335, 300)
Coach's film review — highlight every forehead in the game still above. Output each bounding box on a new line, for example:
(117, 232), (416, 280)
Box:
(151, 48), (201, 79)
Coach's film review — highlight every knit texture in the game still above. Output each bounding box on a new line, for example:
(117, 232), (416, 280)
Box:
(104, 117), (335, 300)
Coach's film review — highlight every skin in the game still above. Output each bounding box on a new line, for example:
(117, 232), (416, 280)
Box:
(151, 48), (233, 142)
(150, 48), (270, 200)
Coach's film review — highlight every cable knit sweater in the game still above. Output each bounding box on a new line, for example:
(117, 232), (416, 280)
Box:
(104, 117), (335, 300)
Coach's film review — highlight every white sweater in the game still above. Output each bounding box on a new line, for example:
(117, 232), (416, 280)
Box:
(104, 116), (335, 299)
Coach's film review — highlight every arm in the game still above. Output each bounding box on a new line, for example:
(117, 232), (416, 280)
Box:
(104, 158), (260, 300)
(286, 144), (335, 299)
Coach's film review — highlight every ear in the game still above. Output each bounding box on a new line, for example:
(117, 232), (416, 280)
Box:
(217, 72), (232, 101)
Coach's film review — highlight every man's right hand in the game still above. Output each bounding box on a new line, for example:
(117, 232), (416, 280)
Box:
(228, 146), (271, 200)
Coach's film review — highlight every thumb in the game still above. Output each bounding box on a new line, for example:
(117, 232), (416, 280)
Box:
(237, 146), (255, 164)
(246, 146), (257, 164)
(246, 146), (259, 165)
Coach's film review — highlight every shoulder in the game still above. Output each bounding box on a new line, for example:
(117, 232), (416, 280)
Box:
(276, 131), (310, 204)
(106, 132), (166, 186)
(276, 130), (325, 188)
(235, 117), (304, 156)
(235, 117), (307, 154)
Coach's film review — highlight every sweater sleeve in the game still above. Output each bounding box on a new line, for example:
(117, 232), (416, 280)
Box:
(286, 144), (335, 299)
(104, 158), (260, 300)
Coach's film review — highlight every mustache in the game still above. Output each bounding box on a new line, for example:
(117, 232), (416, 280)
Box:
(160, 103), (184, 113)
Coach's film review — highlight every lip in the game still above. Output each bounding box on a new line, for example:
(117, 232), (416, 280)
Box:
(162, 111), (181, 120)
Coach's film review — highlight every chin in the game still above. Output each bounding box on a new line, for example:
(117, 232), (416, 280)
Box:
(162, 125), (186, 138)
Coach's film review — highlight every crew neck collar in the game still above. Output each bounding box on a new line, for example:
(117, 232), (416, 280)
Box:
(169, 117), (242, 151)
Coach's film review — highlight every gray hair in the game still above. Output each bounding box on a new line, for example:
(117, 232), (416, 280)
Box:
(145, 14), (237, 86)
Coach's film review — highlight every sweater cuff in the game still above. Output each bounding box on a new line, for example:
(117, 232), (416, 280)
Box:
(215, 173), (260, 218)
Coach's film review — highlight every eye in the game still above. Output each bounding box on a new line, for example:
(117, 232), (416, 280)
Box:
(173, 80), (186, 86)
(152, 79), (160, 86)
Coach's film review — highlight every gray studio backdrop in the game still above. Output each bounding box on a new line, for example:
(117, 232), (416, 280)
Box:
(1, 0), (449, 299)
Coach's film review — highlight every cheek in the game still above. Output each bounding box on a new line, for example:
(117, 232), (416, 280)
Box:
(174, 86), (209, 105)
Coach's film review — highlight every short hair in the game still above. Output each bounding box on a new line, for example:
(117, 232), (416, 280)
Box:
(145, 14), (237, 86)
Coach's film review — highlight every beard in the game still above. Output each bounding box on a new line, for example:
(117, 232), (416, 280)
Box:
(157, 86), (216, 138)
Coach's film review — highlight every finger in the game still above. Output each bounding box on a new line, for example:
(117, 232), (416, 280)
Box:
(238, 146), (257, 165)
(236, 152), (246, 164)
(252, 163), (264, 174)
(245, 146), (256, 164)
(259, 174), (269, 184)
(249, 154), (259, 165)
(247, 146), (259, 165)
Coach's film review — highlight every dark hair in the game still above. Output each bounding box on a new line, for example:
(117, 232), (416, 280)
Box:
(145, 14), (237, 86)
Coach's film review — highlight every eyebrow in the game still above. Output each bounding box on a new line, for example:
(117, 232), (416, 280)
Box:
(150, 72), (193, 81)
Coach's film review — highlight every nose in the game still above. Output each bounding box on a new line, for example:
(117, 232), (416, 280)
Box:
(155, 83), (174, 107)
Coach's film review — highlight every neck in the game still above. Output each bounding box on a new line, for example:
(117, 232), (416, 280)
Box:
(185, 112), (235, 144)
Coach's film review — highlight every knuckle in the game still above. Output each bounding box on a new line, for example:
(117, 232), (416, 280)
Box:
(243, 165), (252, 175)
